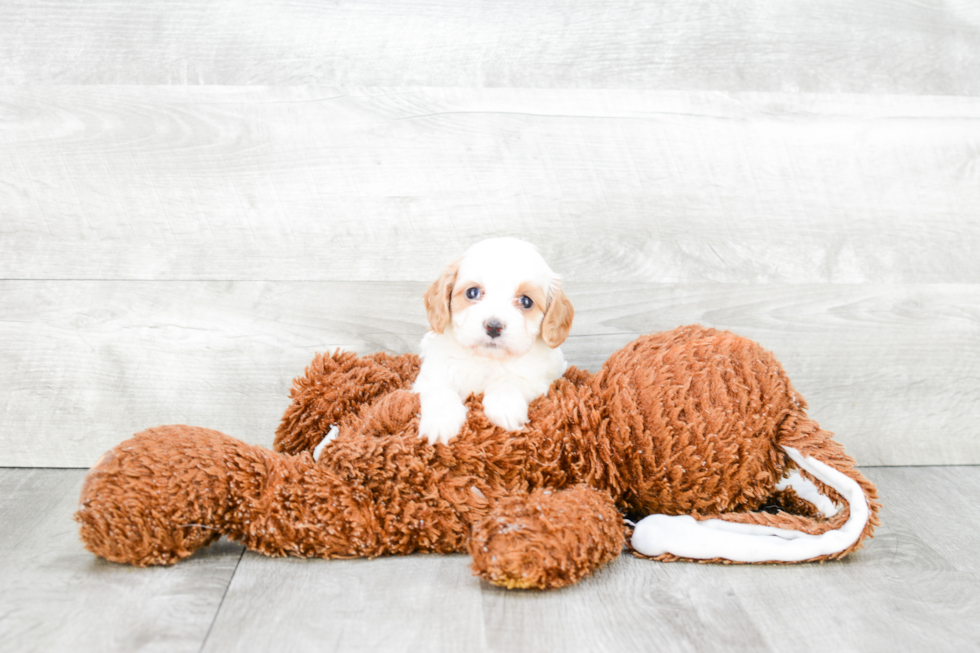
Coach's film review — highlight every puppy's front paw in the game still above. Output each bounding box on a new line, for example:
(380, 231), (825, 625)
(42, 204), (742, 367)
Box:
(482, 389), (529, 432)
(417, 397), (468, 445)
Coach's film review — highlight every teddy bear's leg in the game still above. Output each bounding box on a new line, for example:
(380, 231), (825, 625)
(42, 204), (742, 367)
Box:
(682, 416), (880, 560)
(468, 485), (625, 590)
(77, 425), (390, 565)
(630, 415), (882, 564)
(78, 423), (475, 565)
(274, 351), (420, 455)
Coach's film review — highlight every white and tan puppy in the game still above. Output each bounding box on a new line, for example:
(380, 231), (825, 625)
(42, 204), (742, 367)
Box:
(414, 237), (574, 444)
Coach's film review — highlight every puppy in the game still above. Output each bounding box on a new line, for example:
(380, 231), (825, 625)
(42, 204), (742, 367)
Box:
(413, 237), (574, 444)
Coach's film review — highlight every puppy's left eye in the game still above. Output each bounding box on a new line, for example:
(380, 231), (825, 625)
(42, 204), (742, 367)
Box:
(466, 287), (482, 300)
(518, 295), (534, 310)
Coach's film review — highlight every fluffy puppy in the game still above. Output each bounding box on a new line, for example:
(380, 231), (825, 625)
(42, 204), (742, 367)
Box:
(413, 237), (574, 444)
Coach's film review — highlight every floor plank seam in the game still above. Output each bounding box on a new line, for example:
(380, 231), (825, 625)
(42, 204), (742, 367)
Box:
(198, 546), (246, 653)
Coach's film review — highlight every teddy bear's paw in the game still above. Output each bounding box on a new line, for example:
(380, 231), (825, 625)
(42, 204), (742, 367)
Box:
(469, 486), (625, 590)
(75, 434), (225, 566)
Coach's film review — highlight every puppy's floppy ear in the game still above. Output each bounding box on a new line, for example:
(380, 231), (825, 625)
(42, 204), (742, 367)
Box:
(542, 282), (574, 348)
(423, 258), (460, 333)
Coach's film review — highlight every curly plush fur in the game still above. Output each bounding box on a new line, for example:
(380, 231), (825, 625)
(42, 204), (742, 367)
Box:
(76, 325), (880, 589)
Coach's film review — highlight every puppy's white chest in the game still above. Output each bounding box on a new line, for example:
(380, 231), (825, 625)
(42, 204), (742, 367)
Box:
(416, 331), (564, 401)
(452, 356), (521, 397)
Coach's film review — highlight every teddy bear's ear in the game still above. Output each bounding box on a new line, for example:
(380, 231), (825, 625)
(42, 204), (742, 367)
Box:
(423, 258), (460, 333)
(542, 282), (574, 348)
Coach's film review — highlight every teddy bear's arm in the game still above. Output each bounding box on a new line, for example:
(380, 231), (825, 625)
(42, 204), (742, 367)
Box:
(274, 350), (420, 455)
(75, 425), (387, 565)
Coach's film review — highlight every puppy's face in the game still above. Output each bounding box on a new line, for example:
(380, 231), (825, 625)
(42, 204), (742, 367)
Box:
(423, 238), (574, 359)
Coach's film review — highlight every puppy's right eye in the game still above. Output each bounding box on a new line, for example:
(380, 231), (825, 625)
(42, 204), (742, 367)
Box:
(466, 287), (482, 300)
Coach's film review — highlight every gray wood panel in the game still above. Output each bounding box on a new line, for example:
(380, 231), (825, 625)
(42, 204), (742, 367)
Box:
(202, 554), (489, 652)
(2, 280), (976, 467)
(0, 469), (245, 653)
(2, 88), (978, 283)
(1, 1), (978, 93)
(866, 466), (980, 575)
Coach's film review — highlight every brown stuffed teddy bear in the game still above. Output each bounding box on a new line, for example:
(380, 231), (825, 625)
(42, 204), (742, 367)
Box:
(75, 325), (880, 590)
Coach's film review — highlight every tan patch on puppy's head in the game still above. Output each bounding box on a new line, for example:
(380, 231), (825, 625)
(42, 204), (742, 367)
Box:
(515, 281), (547, 324)
(423, 258), (460, 333)
(541, 283), (574, 348)
(450, 281), (483, 315)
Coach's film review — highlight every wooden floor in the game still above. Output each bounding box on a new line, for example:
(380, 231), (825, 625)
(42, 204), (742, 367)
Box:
(1, 465), (977, 652)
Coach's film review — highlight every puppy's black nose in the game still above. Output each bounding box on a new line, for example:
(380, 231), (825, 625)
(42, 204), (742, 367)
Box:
(484, 319), (504, 339)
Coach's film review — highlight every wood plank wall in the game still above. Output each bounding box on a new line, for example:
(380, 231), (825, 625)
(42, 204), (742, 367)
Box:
(1, 1), (978, 466)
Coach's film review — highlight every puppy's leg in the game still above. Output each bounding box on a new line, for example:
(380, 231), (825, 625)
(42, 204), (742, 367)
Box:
(417, 385), (469, 444)
(482, 384), (529, 432)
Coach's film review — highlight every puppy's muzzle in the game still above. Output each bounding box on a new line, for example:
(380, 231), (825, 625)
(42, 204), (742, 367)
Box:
(484, 319), (504, 339)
